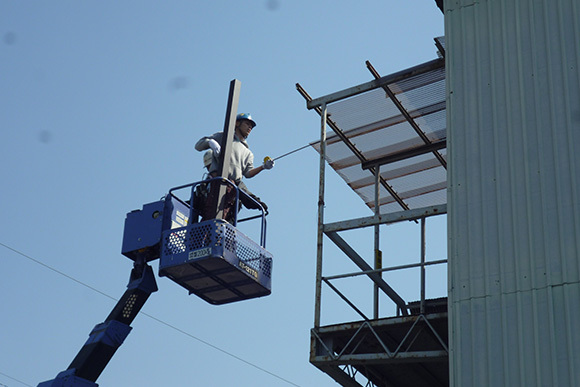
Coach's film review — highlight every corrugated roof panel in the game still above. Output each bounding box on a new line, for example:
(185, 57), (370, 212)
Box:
(308, 57), (447, 214)
(394, 76), (446, 110)
(390, 164), (446, 193)
(401, 189), (446, 210)
(326, 88), (402, 133)
(350, 156), (444, 189)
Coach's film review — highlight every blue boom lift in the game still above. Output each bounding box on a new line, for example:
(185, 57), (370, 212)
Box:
(38, 80), (273, 386)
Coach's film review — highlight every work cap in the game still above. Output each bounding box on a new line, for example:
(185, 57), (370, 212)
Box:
(236, 113), (256, 128)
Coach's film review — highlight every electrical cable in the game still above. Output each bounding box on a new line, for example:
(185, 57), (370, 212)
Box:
(0, 242), (116, 301)
(0, 370), (33, 387)
(0, 242), (302, 387)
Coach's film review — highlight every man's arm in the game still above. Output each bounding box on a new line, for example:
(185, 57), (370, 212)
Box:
(195, 133), (222, 152)
(245, 165), (265, 178)
(245, 158), (274, 178)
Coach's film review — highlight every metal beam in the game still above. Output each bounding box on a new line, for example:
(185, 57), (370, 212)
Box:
(215, 79), (241, 221)
(322, 278), (370, 321)
(323, 259), (448, 282)
(311, 364), (365, 387)
(314, 103), (327, 329)
(306, 58), (444, 110)
(311, 351), (449, 365)
(434, 36), (446, 58)
(361, 140), (447, 170)
(325, 231), (408, 315)
(314, 312), (449, 334)
(323, 204), (447, 233)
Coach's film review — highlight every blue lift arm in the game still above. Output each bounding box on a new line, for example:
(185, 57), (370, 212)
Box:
(37, 260), (158, 387)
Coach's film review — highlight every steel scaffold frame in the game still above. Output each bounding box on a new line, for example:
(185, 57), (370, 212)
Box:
(298, 55), (449, 386)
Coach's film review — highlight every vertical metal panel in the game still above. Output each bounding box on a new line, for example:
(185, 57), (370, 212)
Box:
(447, 0), (580, 386)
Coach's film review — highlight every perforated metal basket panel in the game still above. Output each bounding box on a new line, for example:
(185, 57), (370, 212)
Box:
(159, 219), (272, 304)
(164, 228), (189, 255)
(162, 221), (271, 278)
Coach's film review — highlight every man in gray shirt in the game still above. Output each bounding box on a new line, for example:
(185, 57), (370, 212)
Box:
(195, 113), (274, 222)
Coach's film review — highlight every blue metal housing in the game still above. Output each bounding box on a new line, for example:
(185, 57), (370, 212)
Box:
(121, 196), (190, 262)
(37, 370), (98, 387)
(83, 320), (132, 349)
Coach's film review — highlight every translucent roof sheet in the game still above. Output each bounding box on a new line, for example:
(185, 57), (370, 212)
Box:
(304, 41), (446, 214)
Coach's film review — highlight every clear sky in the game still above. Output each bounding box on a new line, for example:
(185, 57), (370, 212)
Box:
(1, 2), (445, 386)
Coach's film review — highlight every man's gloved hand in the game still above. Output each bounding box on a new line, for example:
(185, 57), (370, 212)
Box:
(263, 157), (275, 170)
(208, 139), (221, 156)
(243, 191), (268, 211)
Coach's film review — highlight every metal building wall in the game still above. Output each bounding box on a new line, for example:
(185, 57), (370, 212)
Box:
(446, 0), (580, 386)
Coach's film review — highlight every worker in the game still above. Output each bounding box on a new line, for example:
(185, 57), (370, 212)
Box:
(194, 113), (274, 222)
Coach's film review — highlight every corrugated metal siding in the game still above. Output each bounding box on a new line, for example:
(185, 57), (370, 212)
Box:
(446, 0), (580, 386)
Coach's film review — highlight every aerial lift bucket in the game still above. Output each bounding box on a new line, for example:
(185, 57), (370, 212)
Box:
(159, 217), (272, 304)
(121, 179), (273, 305)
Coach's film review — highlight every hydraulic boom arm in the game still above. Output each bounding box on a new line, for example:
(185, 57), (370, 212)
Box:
(37, 259), (158, 386)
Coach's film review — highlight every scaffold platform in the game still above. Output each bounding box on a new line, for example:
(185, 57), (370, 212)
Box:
(311, 300), (448, 387)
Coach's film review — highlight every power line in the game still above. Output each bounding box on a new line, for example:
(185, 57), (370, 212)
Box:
(0, 370), (33, 387)
(0, 242), (116, 301)
(0, 242), (302, 387)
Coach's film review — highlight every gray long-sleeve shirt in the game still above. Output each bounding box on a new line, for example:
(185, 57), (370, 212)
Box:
(195, 132), (254, 184)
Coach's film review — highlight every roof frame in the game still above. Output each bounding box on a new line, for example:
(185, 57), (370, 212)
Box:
(306, 58), (444, 110)
(296, 84), (411, 211)
(298, 57), (446, 213)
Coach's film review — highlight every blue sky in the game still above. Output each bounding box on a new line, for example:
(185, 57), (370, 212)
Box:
(1, 2), (445, 386)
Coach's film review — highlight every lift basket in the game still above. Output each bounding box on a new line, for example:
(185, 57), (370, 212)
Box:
(159, 219), (272, 305)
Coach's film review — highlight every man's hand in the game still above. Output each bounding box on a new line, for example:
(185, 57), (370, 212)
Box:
(263, 157), (275, 170)
(208, 139), (221, 156)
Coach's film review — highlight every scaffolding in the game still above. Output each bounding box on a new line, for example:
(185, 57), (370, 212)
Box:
(298, 38), (449, 387)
